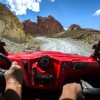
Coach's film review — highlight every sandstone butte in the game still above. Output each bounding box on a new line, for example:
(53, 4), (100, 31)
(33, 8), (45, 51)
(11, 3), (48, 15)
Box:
(22, 15), (64, 35)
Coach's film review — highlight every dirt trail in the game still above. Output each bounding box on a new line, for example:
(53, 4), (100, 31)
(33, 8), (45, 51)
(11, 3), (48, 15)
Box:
(36, 37), (94, 56)
(2, 37), (94, 56)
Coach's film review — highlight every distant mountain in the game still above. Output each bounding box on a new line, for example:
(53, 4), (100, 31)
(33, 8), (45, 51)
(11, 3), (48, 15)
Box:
(67, 24), (100, 32)
(52, 29), (100, 44)
(0, 2), (26, 42)
(67, 24), (82, 31)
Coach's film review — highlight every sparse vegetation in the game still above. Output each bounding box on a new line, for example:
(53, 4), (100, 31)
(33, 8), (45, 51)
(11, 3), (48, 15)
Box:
(46, 33), (56, 38)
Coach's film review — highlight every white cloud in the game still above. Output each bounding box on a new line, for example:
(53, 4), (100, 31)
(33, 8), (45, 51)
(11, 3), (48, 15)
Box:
(93, 9), (100, 16)
(50, 0), (55, 2)
(6, 0), (40, 15)
(6, 0), (55, 15)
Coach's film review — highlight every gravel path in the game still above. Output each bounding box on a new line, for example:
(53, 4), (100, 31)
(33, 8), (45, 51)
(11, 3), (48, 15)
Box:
(2, 37), (94, 56)
(36, 37), (94, 56)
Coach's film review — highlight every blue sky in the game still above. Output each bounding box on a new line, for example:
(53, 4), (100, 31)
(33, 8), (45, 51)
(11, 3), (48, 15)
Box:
(0, 0), (100, 30)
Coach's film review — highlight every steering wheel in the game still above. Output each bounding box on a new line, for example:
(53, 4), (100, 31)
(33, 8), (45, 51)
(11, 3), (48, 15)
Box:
(0, 53), (11, 68)
(0, 53), (11, 94)
(80, 80), (100, 99)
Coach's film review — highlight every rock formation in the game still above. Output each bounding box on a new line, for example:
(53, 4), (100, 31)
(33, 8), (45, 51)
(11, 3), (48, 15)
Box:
(22, 19), (39, 35)
(0, 3), (26, 42)
(22, 15), (64, 35)
(67, 24), (100, 32)
(67, 24), (82, 31)
(37, 15), (64, 34)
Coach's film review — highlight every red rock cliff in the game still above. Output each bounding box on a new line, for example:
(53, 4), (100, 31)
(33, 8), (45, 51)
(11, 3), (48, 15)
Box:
(23, 15), (64, 35)
(23, 19), (39, 35)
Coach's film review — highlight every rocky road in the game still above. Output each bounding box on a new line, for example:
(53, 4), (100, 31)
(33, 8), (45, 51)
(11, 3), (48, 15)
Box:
(2, 37), (94, 56)
(36, 37), (94, 56)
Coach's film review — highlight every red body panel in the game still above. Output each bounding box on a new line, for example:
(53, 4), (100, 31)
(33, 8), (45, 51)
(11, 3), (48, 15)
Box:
(4, 50), (99, 89)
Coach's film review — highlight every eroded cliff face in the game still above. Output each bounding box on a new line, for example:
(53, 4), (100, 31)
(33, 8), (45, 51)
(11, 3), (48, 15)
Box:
(37, 15), (64, 34)
(0, 3), (26, 42)
(23, 15), (64, 35)
(22, 20), (39, 35)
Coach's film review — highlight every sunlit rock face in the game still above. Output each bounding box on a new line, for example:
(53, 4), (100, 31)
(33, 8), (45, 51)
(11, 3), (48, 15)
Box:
(37, 15), (64, 34)
(0, 3), (26, 42)
(23, 15), (64, 35)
